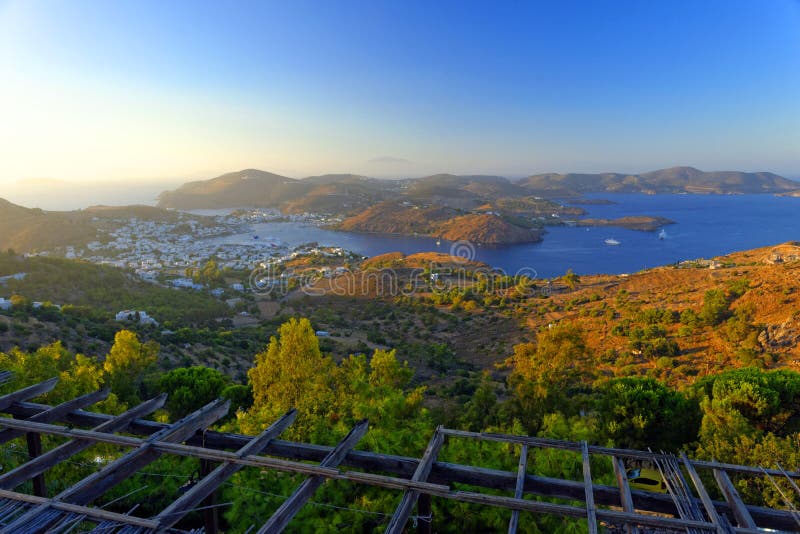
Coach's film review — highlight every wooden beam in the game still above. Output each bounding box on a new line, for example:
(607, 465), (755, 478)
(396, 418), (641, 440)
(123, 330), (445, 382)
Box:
(713, 468), (756, 528)
(681, 452), (727, 533)
(0, 398), (229, 534)
(385, 427), (445, 534)
(0, 394), (166, 491)
(256, 419), (369, 534)
(581, 441), (598, 534)
(0, 377), (58, 410)
(155, 409), (297, 530)
(507, 444), (528, 534)
(0, 389), (108, 445)
(611, 456), (640, 534)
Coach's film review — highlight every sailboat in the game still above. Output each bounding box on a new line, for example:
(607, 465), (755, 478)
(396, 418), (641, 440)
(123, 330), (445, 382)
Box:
(658, 229), (667, 240)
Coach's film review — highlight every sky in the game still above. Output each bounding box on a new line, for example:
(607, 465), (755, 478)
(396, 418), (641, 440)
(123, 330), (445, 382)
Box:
(0, 0), (799, 189)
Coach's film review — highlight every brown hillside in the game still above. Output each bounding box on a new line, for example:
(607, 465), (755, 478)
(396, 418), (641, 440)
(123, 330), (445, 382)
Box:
(438, 214), (542, 244)
(0, 199), (97, 253)
(338, 202), (540, 244)
(338, 202), (455, 235)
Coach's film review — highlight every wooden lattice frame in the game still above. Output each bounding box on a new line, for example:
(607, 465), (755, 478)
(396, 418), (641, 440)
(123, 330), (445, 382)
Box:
(0, 378), (798, 533)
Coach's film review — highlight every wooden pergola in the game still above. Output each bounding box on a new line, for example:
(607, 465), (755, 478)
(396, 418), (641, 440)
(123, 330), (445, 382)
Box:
(0, 377), (798, 533)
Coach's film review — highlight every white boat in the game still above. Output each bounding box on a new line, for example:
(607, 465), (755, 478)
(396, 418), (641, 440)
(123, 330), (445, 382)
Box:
(658, 229), (667, 240)
(436, 239), (441, 246)
(604, 238), (621, 246)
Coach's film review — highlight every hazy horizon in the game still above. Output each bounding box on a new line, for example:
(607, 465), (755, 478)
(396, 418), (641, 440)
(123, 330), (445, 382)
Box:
(1, 0), (799, 187)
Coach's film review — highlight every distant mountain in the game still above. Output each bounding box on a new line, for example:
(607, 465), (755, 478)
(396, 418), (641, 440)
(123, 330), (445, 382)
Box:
(155, 166), (798, 242)
(520, 166), (798, 195)
(0, 198), (97, 253)
(403, 174), (526, 208)
(157, 169), (304, 209)
(302, 174), (377, 185)
(282, 175), (399, 215)
(159, 166), (796, 212)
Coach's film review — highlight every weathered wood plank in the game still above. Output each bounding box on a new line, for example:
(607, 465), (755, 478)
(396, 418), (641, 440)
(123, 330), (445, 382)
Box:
(0, 389), (108, 445)
(611, 456), (640, 534)
(681, 452), (727, 533)
(385, 427), (445, 534)
(256, 419), (369, 534)
(507, 443), (528, 534)
(0, 394), (166, 491)
(713, 468), (756, 528)
(155, 409), (297, 530)
(0, 377), (58, 410)
(581, 441), (598, 534)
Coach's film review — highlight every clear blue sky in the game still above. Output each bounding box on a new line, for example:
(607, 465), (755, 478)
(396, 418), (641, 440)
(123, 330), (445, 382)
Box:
(0, 0), (798, 183)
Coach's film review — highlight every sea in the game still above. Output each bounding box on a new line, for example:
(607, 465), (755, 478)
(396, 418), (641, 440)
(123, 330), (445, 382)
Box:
(206, 193), (800, 279)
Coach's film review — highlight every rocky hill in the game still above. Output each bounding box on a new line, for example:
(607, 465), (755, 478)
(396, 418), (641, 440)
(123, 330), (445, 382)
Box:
(337, 201), (541, 244)
(437, 213), (542, 244)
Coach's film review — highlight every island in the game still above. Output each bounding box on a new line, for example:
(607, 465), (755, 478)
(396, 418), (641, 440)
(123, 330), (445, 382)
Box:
(574, 216), (675, 232)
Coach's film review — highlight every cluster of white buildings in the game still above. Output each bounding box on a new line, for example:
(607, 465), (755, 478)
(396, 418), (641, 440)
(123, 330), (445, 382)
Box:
(115, 310), (159, 326)
(68, 215), (293, 280)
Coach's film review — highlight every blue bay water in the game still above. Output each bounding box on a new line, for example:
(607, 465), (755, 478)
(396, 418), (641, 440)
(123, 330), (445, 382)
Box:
(212, 194), (800, 279)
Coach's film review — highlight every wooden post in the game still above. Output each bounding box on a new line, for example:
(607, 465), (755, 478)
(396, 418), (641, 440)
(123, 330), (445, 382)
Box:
(581, 441), (598, 534)
(200, 458), (219, 534)
(416, 493), (432, 534)
(25, 432), (45, 497)
(680, 452), (726, 533)
(713, 468), (755, 528)
(508, 444), (528, 534)
(611, 456), (639, 534)
(385, 427), (445, 534)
